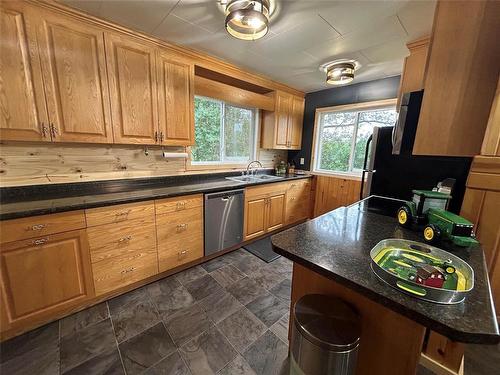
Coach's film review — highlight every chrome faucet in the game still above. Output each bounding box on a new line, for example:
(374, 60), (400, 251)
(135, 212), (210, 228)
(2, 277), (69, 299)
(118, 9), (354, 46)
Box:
(245, 160), (263, 176)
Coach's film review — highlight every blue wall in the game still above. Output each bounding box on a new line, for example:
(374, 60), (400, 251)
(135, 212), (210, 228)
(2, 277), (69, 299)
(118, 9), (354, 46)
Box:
(289, 76), (401, 169)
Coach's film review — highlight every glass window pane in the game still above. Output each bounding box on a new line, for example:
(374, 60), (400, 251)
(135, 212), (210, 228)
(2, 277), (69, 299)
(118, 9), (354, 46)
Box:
(224, 104), (253, 161)
(352, 109), (397, 170)
(318, 125), (355, 172)
(322, 112), (357, 127)
(192, 97), (222, 163)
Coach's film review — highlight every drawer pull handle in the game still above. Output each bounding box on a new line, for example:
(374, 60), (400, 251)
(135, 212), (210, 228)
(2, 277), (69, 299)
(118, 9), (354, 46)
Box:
(176, 223), (188, 232)
(290, 197), (296, 201)
(118, 235), (132, 243)
(121, 267), (135, 274)
(28, 224), (46, 231)
(32, 238), (49, 246)
(175, 202), (186, 210)
(115, 210), (131, 217)
(178, 250), (188, 259)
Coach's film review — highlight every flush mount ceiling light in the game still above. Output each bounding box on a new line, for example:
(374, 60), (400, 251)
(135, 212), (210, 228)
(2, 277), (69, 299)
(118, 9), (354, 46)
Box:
(320, 59), (361, 85)
(224, 0), (270, 41)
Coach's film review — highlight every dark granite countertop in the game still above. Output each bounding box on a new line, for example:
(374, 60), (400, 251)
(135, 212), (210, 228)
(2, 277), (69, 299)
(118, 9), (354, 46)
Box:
(271, 196), (500, 345)
(0, 173), (311, 221)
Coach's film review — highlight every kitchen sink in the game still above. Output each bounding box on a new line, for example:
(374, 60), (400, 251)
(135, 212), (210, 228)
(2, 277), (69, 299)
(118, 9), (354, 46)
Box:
(225, 175), (283, 183)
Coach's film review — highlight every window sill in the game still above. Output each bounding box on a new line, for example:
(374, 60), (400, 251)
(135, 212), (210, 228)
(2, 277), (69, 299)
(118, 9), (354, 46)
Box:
(185, 163), (250, 172)
(311, 170), (362, 181)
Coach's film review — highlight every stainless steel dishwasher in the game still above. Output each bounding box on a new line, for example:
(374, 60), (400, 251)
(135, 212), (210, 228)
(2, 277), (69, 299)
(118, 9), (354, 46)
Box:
(204, 189), (244, 256)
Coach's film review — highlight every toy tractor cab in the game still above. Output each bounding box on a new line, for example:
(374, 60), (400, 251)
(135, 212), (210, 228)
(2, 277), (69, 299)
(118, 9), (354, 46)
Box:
(397, 190), (478, 247)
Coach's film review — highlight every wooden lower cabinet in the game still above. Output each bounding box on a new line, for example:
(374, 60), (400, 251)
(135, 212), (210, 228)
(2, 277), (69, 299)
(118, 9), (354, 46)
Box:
(156, 195), (204, 272)
(313, 175), (361, 217)
(285, 179), (311, 225)
(0, 229), (94, 327)
(244, 183), (288, 240)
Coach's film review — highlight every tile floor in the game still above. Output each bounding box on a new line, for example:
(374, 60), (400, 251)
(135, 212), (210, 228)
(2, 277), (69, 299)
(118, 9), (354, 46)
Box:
(0, 249), (293, 375)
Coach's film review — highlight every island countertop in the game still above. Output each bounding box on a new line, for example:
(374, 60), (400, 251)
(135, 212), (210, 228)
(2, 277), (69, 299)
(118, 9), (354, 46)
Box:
(271, 196), (499, 344)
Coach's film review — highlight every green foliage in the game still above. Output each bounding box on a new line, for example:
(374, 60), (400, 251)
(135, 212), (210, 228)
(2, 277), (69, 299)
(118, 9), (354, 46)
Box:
(191, 97), (221, 162)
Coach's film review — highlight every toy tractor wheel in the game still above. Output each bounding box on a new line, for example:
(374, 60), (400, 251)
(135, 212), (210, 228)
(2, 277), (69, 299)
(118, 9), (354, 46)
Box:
(423, 224), (441, 244)
(397, 206), (412, 227)
(444, 265), (456, 274)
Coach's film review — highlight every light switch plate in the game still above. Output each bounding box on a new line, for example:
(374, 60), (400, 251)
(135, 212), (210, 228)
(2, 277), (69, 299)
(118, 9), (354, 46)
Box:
(300, 158), (305, 165)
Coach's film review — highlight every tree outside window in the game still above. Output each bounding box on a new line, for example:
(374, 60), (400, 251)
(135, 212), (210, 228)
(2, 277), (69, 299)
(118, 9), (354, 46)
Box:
(314, 106), (397, 174)
(191, 96), (257, 164)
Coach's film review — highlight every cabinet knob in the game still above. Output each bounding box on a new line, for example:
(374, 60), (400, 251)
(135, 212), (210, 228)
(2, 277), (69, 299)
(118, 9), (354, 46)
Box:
(155, 131), (159, 143)
(175, 202), (186, 210)
(178, 250), (188, 259)
(118, 235), (132, 243)
(176, 223), (188, 232)
(50, 123), (58, 138)
(41, 123), (48, 138)
(121, 267), (135, 274)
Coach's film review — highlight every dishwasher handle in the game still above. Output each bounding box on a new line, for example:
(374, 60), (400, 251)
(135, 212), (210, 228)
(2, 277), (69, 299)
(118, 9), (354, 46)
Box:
(205, 189), (245, 201)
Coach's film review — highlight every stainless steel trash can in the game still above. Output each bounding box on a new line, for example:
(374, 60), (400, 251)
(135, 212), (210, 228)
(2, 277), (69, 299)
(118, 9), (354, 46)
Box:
(290, 294), (361, 375)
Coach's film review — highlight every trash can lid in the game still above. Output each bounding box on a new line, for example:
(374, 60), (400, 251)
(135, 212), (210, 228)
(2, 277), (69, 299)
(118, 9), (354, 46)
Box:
(294, 294), (361, 352)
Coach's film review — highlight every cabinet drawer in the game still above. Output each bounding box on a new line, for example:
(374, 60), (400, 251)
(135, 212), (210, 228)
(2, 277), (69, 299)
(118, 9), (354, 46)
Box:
(92, 249), (158, 296)
(245, 182), (288, 199)
(155, 194), (203, 216)
(0, 211), (86, 244)
(287, 179), (311, 198)
(85, 201), (155, 227)
(158, 239), (203, 273)
(87, 217), (156, 263)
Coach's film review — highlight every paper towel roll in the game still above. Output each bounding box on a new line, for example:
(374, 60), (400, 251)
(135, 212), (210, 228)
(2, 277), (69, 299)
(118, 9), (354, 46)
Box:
(162, 152), (189, 158)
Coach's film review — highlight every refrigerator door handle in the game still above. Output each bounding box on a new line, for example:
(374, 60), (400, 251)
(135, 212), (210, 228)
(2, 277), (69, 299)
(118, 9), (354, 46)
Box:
(360, 135), (373, 200)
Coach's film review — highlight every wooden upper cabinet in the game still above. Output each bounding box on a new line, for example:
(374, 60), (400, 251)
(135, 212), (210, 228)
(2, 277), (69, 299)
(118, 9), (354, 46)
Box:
(261, 90), (303, 150)
(157, 51), (194, 146)
(36, 11), (113, 143)
(289, 95), (305, 149)
(481, 78), (500, 157)
(0, 229), (94, 326)
(105, 33), (159, 145)
(413, 0), (500, 156)
(396, 36), (430, 109)
(0, 2), (49, 142)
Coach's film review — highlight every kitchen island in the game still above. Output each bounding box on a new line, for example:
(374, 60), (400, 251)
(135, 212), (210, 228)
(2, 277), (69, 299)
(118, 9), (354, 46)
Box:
(271, 196), (499, 375)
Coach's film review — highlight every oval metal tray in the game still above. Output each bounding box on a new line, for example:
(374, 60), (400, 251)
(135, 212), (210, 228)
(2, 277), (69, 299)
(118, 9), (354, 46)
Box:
(370, 239), (474, 304)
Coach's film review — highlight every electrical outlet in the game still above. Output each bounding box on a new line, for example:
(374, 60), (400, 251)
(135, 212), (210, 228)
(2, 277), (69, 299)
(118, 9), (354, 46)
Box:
(300, 158), (305, 165)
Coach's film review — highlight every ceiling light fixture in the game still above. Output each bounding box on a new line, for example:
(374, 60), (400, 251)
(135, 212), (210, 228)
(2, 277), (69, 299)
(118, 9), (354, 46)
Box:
(224, 0), (270, 41)
(320, 59), (361, 86)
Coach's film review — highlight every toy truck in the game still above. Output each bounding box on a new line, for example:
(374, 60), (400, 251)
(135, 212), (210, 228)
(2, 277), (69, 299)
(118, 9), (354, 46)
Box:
(397, 190), (478, 247)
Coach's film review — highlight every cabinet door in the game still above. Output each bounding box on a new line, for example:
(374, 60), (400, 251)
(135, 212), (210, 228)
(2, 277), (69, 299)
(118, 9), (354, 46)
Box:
(0, 230), (94, 326)
(106, 33), (159, 145)
(0, 3), (49, 141)
(157, 52), (194, 146)
(245, 197), (267, 240)
(267, 194), (285, 232)
(37, 11), (112, 143)
(288, 96), (304, 149)
(274, 92), (292, 148)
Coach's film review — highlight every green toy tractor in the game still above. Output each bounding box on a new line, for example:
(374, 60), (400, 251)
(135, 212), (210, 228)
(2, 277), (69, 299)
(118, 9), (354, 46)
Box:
(397, 190), (479, 247)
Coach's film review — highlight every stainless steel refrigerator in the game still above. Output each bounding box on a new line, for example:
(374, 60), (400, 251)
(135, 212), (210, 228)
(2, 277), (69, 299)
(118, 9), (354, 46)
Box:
(360, 91), (472, 214)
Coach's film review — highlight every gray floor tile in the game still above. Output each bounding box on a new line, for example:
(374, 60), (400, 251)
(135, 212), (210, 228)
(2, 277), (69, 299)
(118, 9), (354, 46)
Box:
(111, 300), (160, 342)
(0, 343), (59, 375)
(217, 307), (267, 353)
(108, 287), (150, 316)
(210, 264), (245, 288)
(243, 331), (289, 375)
(269, 279), (292, 302)
(249, 267), (286, 291)
(147, 276), (182, 298)
(62, 348), (124, 375)
(119, 323), (176, 375)
(180, 326), (237, 375)
(144, 350), (190, 375)
(267, 257), (293, 276)
(218, 354), (257, 375)
(165, 303), (213, 346)
(175, 265), (208, 285)
(233, 256), (266, 276)
(185, 274), (224, 301)
(149, 283), (195, 320)
(222, 249), (254, 264)
(60, 318), (116, 373)
(269, 314), (289, 345)
(0, 321), (59, 364)
(200, 290), (243, 324)
(226, 277), (268, 305)
(201, 256), (233, 273)
(60, 303), (109, 338)
(245, 293), (289, 327)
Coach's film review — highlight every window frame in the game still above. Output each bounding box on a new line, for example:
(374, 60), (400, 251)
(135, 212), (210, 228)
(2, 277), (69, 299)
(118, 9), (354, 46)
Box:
(187, 95), (259, 170)
(311, 99), (397, 178)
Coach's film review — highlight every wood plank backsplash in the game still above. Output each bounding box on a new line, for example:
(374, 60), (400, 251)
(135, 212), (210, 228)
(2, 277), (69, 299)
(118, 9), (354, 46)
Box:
(0, 142), (287, 187)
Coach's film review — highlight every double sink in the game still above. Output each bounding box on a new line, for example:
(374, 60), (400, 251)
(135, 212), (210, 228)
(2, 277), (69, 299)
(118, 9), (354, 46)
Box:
(225, 174), (284, 184)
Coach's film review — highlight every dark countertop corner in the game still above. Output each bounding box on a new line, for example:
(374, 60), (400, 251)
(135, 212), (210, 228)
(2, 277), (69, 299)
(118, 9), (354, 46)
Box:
(271, 196), (500, 345)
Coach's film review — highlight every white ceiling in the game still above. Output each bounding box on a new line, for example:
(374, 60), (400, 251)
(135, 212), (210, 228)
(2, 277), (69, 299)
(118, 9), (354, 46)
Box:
(61, 0), (436, 93)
